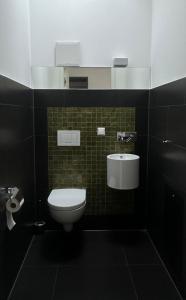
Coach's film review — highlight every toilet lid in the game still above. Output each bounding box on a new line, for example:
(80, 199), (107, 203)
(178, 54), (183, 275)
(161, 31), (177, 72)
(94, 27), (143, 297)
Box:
(48, 188), (86, 211)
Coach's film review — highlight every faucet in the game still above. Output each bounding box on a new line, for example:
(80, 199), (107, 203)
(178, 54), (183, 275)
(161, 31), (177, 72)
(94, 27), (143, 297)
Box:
(117, 132), (137, 143)
(117, 135), (125, 142)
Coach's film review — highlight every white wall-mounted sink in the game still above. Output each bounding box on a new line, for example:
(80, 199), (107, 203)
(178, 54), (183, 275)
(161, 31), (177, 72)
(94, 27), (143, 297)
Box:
(107, 154), (140, 190)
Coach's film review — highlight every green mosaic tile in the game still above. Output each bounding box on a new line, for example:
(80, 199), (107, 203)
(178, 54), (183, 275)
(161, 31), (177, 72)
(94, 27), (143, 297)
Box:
(48, 107), (136, 216)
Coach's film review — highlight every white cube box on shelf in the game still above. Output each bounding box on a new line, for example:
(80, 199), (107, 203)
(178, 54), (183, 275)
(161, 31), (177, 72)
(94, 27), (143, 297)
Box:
(55, 41), (81, 66)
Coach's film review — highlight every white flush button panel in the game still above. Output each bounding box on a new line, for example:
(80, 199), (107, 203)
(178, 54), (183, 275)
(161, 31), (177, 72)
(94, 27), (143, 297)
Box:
(57, 130), (80, 146)
(97, 127), (105, 136)
(55, 41), (80, 66)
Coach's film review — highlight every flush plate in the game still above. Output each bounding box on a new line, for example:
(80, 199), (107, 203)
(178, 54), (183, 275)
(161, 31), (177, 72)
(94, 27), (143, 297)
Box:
(57, 130), (80, 146)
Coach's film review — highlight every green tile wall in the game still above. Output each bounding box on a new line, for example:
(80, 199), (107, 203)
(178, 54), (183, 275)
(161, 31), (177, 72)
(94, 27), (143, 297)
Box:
(48, 107), (136, 216)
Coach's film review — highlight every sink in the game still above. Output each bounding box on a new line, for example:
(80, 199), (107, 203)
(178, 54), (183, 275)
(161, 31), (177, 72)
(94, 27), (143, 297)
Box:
(107, 153), (140, 190)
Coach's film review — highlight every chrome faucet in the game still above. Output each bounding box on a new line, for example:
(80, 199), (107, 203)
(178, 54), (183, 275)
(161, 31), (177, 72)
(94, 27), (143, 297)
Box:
(117, 132), (137, 143)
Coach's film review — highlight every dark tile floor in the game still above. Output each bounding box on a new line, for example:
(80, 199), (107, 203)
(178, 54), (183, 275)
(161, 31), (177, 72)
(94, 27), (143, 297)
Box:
(8, 230), (182, 300)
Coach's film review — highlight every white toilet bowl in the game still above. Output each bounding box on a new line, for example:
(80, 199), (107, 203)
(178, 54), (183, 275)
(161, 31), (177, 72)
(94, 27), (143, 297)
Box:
(48, 188), (86, 232)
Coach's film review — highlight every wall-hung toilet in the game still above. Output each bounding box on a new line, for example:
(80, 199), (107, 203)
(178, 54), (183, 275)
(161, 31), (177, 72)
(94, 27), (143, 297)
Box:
(47, 188), (86, 232)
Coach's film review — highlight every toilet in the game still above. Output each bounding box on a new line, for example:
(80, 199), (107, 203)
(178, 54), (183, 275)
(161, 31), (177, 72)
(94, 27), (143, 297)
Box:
(47, 188), (86, 232)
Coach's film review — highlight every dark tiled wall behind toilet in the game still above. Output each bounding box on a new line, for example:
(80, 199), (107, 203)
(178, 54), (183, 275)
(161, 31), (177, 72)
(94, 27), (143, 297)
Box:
(34, 89), (149, 229)
(48, 107), (135, 216)
(148, 77), (186, 299)
(0, 76), (35, 300)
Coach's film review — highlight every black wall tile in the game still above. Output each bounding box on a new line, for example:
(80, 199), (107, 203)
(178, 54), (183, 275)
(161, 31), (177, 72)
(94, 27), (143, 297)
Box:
(35, 135), (48, 190)
(148, 76), (186, 299)
(0, 75), (35, 300)
(34, 89), (149, 108)
(162, 143), (186, 194)
(167, 105), (186, 147)
(150, 78), (186, 107)
(0, 75), (33, 107)
(149, 107), (168, 139)
(65, 89), (149, 107)
(34, 107), (48, 136)
(0, 105), (26, 147)
(136, 107), (148, 136)
(34, 89), (66, 107)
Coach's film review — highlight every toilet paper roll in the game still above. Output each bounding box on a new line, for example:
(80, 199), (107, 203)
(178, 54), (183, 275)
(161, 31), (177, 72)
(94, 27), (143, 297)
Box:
(6, 198), (24, 213)
(6, 210), (16, 230)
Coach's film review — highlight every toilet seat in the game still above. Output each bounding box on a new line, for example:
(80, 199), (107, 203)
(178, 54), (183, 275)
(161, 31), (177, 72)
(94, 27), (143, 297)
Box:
(48, 188), (86, 211)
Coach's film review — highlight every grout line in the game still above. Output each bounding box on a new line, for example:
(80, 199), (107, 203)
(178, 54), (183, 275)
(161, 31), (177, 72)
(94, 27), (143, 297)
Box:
(43, 229), (147, 233)
(23, 135), (33, 142)
(7, 235), (35, 300)
(32, 92), (38, 222)
(126, 263), (160, 266)
(81, 229), (147, 232)
(21, 265), (58, 269)
(51, 267), (59, 300)
(146, 231), (183, 300)
(0, 103), (23, 108)
(122, 246), (138, 300)
(145, 89), (151, 223)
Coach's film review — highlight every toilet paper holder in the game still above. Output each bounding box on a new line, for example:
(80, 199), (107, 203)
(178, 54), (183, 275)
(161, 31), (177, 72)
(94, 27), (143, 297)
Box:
(0, 186), (24, 230)
(0, 186), (20, 209)
(0, 186), (19, 197)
